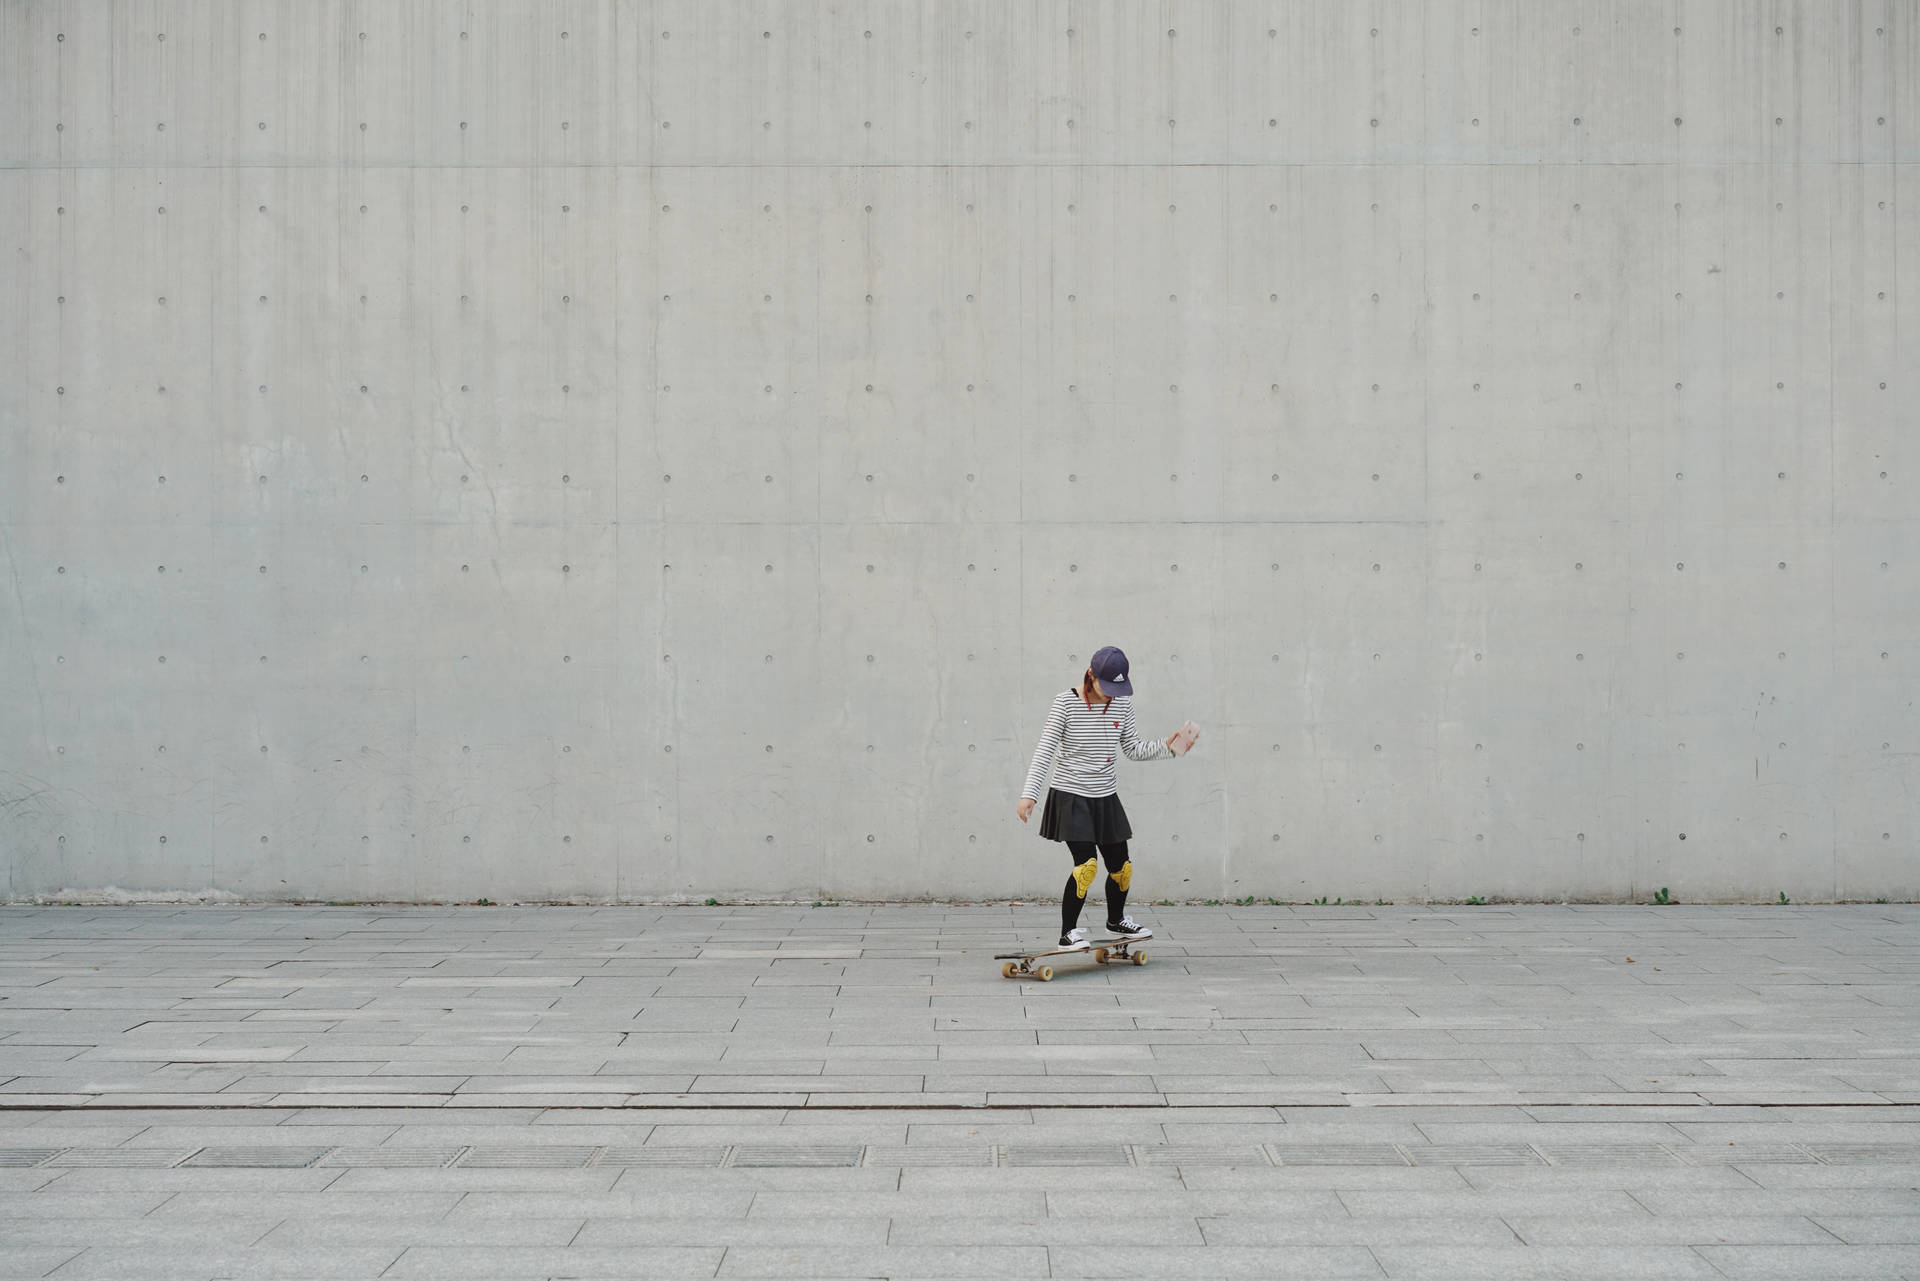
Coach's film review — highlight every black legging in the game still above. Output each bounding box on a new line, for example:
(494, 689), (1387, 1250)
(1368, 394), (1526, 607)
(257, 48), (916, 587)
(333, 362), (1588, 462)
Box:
(1060, 840), (1129, 935)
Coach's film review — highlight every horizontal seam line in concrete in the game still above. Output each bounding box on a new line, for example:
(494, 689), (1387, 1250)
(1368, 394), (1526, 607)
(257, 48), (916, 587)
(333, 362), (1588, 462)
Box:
(2, 162), (1914, 171)
(0, 519), (1440, 529)
(3, 1100), (1915, 1113)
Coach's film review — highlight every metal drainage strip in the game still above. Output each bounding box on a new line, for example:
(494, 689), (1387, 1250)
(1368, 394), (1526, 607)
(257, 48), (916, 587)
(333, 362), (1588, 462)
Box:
(729, 1146), (865, 1169)
(1268, 1145), (1411, 1167)
(1138, 1147), (1268, 1167)
(1538, 1145), (1685, 1168)
(184, 1148), (331, 1169)
(1676, 1144), (1819, 1166)
(871, 1148), (994, 1168)
(1403, 1145), (1542, 1167)
(0, 1150), (67, 1168)
(598, 1148), (728, 1168)
(48, 1149), (194, 1168)
(1807, 1145), (1920, 1164)
(458, 1147), (598, 1169)
(1002, 1146), (1132, 1168)
(319, 1148), (466, 1168)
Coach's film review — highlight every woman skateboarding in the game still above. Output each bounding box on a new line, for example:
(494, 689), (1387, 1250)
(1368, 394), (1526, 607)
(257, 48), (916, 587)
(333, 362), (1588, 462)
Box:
(1017, 646), (1199, 950)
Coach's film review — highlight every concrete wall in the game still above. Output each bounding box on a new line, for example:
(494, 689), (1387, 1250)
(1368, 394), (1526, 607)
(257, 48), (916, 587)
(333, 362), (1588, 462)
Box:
(2, 1), (1915, 904)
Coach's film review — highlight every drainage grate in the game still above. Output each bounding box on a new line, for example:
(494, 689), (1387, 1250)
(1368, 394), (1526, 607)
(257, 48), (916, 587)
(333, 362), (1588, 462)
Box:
(184, 1147), (330, 1169)
(48, 1149), (191, 1168)
(730, 1146), (865, 1168)
(458, 1147), (598, 1169)
(1404, 1145), (1542, 1167)
(0, 1149), (64, 1168)
(1137, 1146), (1267, 1167)
(1269, 1144), (1410, 1167)
(10, 1137), (1853, 1172)
(1003, 1145), (1132, 1167)
(1674, 1144), (1818, 1166)
(1806, 1145), (1920, 1165)
(870, 1148), (993, 1167)
(1539, 1144), (1685, 1168)
(597, 1147), (727, 1168)
(319, 1148), (465, 1168)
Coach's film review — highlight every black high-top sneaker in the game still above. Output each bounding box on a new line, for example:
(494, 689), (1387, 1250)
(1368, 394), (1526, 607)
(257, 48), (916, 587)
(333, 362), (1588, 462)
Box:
(1057, 927), (1090, 951)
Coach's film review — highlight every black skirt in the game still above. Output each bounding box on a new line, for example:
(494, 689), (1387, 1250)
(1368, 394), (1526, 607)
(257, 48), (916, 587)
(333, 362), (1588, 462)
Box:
(1038, 788), (1133, 844)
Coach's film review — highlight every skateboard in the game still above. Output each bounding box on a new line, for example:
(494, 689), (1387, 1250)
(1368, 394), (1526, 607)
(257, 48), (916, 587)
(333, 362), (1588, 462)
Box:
(993, 930), (1152, 980)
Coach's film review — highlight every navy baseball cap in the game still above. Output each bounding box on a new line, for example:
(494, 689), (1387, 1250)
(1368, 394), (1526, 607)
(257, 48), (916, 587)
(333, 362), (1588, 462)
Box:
(1090, 645), (1134, 697)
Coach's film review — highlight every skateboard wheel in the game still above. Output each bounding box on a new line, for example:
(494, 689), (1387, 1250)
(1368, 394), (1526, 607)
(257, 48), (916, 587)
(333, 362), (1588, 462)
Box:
(1093, 948), (1110, 963)
(1131, 950), (1146, 965)
(1001, 962), (1017, 978)
(1037, 966), (1054, 981)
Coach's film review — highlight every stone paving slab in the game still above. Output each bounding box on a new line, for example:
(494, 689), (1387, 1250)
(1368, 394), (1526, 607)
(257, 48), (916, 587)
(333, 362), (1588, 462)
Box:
(0, 1253), (82, 1280)
(1688, 1245), (1920, 1279)
(24, 1246), (408, 1278)
(2, 903), (1918, 1278)
(1368, 1245), (1731, 1278)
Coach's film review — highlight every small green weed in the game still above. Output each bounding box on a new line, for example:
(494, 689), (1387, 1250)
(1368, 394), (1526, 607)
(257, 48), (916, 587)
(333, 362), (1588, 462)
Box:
(1465, 896), (1487, 906)
(475, 898), (492, 906)
(1777, 891), (1790, 905)
(1875, 897), (1890, 904)
(704, 897), (719, 906)
(1652, 887), (1671, 905)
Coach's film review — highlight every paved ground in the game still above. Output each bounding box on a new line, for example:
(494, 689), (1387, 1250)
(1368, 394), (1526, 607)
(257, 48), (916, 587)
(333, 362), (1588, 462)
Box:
(0, 903), (1917, 1279)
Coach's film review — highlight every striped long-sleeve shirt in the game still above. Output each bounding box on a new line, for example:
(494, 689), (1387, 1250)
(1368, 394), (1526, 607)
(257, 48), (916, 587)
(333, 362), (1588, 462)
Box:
(1021, 690), (1173, 802)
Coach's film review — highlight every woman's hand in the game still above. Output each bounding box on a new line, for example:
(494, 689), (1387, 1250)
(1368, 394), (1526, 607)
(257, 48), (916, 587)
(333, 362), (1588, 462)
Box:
(1167, 721), (1200, 756)
(1017, 798), (1035, 823)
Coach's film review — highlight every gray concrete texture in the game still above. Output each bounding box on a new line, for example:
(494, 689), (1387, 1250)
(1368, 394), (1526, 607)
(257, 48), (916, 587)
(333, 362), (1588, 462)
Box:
(3, 903), (1920, 1279)
(1, 1), (1916, 904)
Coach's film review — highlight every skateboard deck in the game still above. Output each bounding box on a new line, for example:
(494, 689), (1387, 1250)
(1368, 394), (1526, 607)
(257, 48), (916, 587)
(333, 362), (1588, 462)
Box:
(993, 930), (1153, 980)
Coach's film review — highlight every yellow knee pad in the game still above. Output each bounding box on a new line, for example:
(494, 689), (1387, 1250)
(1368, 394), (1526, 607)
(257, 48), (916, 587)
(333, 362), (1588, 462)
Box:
(1071, 858), (1098, 897)
(1111, 860), (1132, 892)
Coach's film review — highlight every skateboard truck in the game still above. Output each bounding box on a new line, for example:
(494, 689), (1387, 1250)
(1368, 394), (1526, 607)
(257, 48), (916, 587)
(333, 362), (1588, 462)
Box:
(1091, 936), (1149, 967)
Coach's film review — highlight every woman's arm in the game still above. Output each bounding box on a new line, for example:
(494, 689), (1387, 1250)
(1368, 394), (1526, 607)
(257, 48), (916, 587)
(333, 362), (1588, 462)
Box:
(1019, 696), (1070, 801)
(1118, 699), (1177, 762)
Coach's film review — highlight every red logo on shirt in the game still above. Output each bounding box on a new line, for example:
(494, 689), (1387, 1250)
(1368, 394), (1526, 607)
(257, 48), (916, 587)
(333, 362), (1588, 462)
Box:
(1113, 721), (1119, 728)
